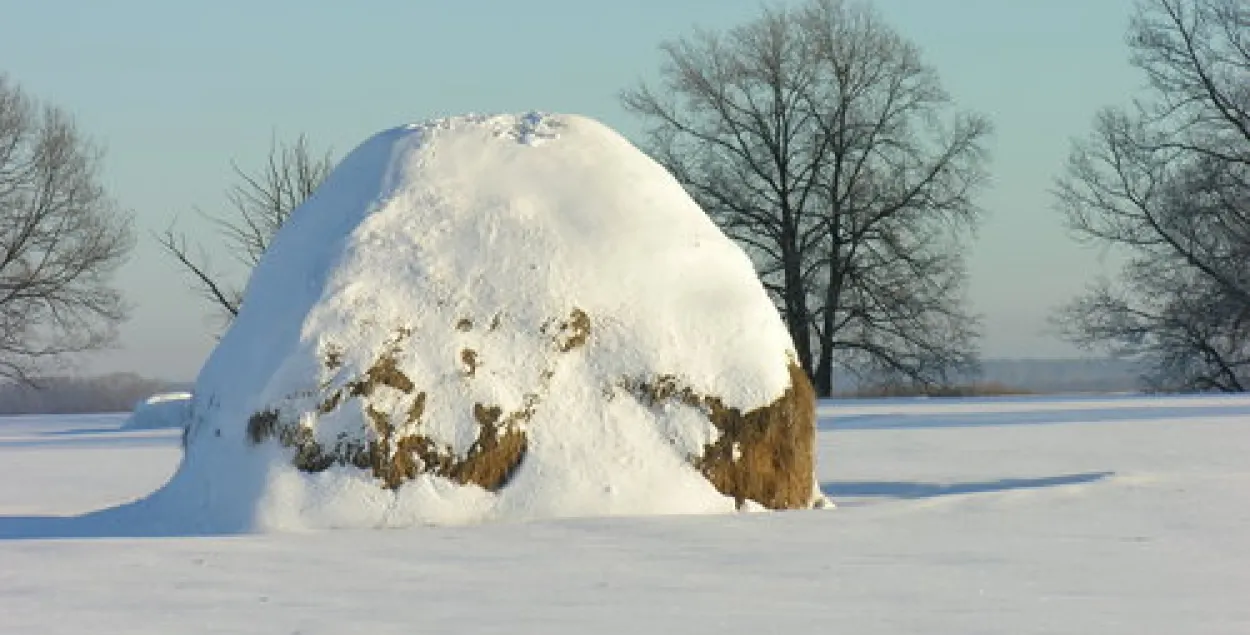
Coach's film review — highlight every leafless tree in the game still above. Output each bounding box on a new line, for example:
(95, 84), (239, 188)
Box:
(623, 0), (990, 395)
(1056, 0), (1250, 392)
(157, 134), (332, 324)
(0, 75), (133, 384)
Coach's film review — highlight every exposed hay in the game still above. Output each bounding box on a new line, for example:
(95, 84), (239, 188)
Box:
(367, 398), (530, 490)
(246, 409), (280, 444)
(545, 307), (591, 352)
(356, 354), (414, 394)
(460, 348), (479, 377)
(250, 326), (811, 506)
(625, 363), (815, 510)
(452, 402), (530, 489)
(247, 408), (343, 473)
(323, 345), (344, 371)
(247, 331), (530, 491)
(407, 391), (427, 422)
(316, 352), (412, 414)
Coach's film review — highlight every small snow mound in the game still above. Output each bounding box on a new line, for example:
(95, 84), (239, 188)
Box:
(149, 113), (820, 532)
(122, 392), (192, 430)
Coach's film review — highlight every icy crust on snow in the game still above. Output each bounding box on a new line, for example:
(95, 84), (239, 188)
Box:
(153, 113), (806, 531)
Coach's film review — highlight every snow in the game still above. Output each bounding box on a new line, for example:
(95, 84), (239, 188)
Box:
(1, 394), (1248, 634)
(120, 392), (191, 430)
(167, 113), (809, 531)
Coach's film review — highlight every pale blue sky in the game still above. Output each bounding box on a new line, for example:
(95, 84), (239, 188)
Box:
(0, 0), (1139, 381)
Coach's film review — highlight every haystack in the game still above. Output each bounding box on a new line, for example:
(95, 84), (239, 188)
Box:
(169, 113), (823, 529)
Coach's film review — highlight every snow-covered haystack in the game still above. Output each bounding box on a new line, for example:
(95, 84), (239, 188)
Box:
(121, 392), (191, 430)
(163, 113), (820, 531)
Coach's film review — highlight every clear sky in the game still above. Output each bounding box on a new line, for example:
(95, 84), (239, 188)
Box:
(0, 0), (1140, 381)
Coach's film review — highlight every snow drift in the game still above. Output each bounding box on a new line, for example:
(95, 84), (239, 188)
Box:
(121, 392), (192, 430)
(150, 113), (820, 531)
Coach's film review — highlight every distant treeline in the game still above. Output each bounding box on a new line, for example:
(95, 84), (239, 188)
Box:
(0, 359), (1144, 414)
(836, 358), (1144, 397)
(0, 373), (189, 415)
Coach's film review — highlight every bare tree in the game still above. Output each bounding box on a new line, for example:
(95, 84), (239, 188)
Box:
(623, 0), (990, 395)
(1056, 0), (1250, 392)
(157, 134), (332, 323)
(0, 75), (133, 384)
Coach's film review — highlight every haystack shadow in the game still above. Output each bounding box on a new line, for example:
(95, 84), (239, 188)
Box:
(822, 471), (1113, 500)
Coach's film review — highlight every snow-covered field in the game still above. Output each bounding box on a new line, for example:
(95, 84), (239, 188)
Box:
(1, 394), (1247, 634)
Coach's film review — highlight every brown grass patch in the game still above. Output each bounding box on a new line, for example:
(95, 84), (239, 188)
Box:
(625, 363), (815, 510)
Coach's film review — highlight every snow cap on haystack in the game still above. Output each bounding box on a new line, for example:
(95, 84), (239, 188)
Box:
(165, 113), (821, 530)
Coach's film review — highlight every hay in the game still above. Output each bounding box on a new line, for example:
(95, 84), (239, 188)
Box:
(244, 313), (814, 509)
(625, 363), (816, 510)
(460, 349), (479, 377)
(545, 308), (591, 352)
(247, 329), (533, 491)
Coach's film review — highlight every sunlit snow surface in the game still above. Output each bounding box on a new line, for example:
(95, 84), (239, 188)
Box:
(2, 394), (1248, 634)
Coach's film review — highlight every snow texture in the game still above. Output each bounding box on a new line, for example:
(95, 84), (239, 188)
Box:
(2, 395), (1249, 634)
(120, 392), (192, 430)
(158, 113), (805, 531)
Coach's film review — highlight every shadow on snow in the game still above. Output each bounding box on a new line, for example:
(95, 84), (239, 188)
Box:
(822, 471), (1114, 501)
(0, 426), (179, 450)
(821, 405), (1250, 431)
(0, 498), (242, 541)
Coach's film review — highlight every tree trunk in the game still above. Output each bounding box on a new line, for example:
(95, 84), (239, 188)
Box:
(784, 298), (813, 378)
(781, 238), (813, 378)
(813, 345), (834, 398)
(813, 244), (845, 398)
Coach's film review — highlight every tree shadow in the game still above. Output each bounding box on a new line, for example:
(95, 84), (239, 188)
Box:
(822, 471), (1113, 500)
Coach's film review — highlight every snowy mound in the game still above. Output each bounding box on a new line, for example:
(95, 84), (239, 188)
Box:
(121, 392), (192, 430)
(154, 113), (819, 531)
